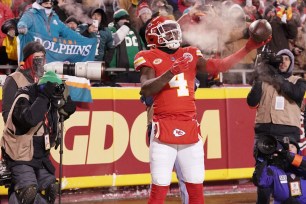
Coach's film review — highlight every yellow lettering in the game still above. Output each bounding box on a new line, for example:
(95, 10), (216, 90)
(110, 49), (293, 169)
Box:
(200, 110), (221, 159)
(87, 111), (129, 164)
(51, 111), (90, 165)
(130, 112), (149, 163)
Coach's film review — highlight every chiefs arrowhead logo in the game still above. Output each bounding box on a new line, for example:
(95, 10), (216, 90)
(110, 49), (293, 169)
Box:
(173, 129), (186, 137)
(153, 58), (162, 65)
(183, 53), (193, 62)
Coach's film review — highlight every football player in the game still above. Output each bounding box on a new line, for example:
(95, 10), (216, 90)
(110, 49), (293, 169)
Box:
(134, 16), (270, 203)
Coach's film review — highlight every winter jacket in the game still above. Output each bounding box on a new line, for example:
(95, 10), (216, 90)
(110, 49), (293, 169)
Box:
(82, 26), (113, 61)
(1, 84), (58, 173)
(267, 16), (298, 53)
(17, 2), (84, 41)
(257, 154), (306, 204)
(2, 70), (33, 123)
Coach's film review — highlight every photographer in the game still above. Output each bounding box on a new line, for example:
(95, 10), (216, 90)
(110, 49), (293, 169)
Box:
(255, 139), (306, 203)
(1, 71), (76, 204)
(2, 41), (46, 123)
(247, 48), (306, 204)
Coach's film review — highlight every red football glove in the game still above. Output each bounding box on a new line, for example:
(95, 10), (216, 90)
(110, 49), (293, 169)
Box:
(170, 56), (190, 75)
(245, 35), (272, 52)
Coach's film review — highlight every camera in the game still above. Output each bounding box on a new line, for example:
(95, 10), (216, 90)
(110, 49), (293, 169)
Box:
(0, 160), (11, 188)
(257, 135), (289, 155)
(261, 49), (283, 67)
(44, 61), (106, 81)
(256, 46), (283, 68)
(55, 84), (65, 95)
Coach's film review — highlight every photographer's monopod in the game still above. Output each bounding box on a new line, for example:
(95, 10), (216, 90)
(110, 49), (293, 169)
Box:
(58, 114), (65, 204)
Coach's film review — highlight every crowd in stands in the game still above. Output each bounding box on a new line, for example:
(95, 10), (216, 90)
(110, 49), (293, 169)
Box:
(0, 0), (306, 85)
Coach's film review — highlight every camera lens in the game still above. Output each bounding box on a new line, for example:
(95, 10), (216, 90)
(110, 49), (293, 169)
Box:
(257, 136), (277, 155)
(54, 84), (65, 95)
(63, 63), (76, 76)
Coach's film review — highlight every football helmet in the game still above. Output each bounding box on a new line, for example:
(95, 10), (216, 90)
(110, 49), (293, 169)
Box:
(145, 16), (182, 49)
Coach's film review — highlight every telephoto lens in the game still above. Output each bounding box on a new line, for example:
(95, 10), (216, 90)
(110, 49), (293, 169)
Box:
(44, 61), (105, 80)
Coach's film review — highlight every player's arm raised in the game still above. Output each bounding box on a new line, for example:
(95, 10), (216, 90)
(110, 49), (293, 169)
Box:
(196, 37), (270, 75)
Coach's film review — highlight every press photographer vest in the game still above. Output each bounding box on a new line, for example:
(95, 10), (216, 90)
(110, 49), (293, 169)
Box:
(255, 75), (301, 128)
(1, 94), (43, 161)
(10, 71), (30, 88)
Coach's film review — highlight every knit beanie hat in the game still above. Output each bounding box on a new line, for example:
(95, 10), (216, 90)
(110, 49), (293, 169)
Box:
(1, 18), (17, 34)
(65, 16), (79, 25)
(23, 41), (46, 61)
(36, 0), (52, 5)
(137, 2), (152, 17)
(290, 140), (300, 153)
(113, 9), (129, 22)
(38, 71), (62, 85)
(276, 49), (295, 74)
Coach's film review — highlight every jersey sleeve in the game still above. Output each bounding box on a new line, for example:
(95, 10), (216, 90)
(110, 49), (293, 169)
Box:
(134, 51), (154, 71)
(196, 48), (203, 58)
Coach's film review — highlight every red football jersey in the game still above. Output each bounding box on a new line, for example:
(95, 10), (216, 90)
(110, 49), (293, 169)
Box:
(134, 47), (203, 119)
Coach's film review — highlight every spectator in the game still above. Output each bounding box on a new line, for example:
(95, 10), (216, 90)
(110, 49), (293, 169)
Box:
(135, 15), (269, 203)
(0, 0), (14, 65)
(81, 7), (113, 61)
(137, 2), (153, 49)
(17, 0), (88, 61)
(252, 0), (264, 17)
(222, 4), (257, 84)
(178, 0), (196, 15)
(105, 9), (144, 83)
(289, 2), (306, 71)
(52, 0), (68, 22)
(151, 0), (175, 20)
(1, 18), (18, 65)
(1, 71), (76, 204)
(264, 4), (298, 53)
(243, 0), (260, 22)
(2, 41), (45, 123)
(65, 15), (80, 31)
(13, 0), (35, 18)
(115, 0), (143, 32)
(247, 49), (306, 203)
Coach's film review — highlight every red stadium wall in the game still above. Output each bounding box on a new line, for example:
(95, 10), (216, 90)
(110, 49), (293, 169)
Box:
(0, 87), (270, 194)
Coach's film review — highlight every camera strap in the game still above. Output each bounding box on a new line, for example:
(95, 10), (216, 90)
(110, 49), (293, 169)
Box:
(287, 174), (303, 197)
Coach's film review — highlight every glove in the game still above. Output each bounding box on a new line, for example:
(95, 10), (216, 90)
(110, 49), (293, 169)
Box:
(169, 56), (190, 75)
(245, 36), (272, 52)
(39, 81), (56, 99)
(276, 148), (289, 158)
(17, 26), (27, 34)
(60, 96), (76, 117)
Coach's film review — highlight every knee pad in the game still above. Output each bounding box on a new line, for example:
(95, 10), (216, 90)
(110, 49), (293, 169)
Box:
(41, 182), (58, 204)
(15, 185), (37, 204)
